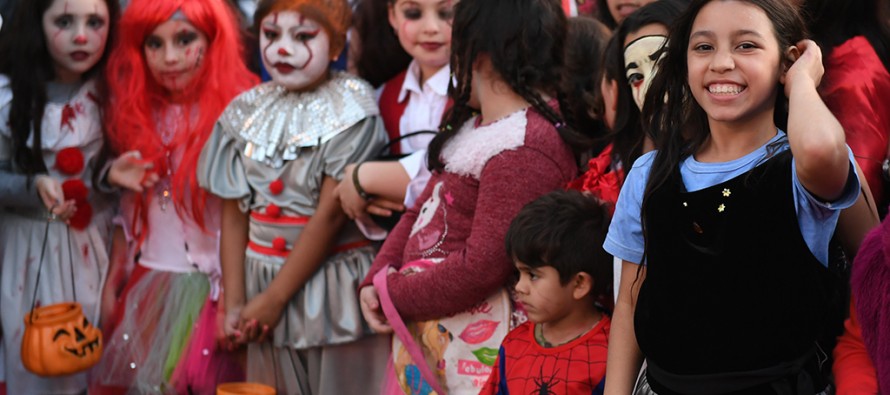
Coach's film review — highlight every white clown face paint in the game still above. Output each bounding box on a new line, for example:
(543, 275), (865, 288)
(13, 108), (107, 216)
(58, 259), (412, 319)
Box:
(260, 10), (331, 91)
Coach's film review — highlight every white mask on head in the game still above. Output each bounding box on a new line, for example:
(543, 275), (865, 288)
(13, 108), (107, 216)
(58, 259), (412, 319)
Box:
(624, 35), (667, 110)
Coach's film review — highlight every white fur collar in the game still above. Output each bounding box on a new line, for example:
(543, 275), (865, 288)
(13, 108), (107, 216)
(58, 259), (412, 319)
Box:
(441, 109), (527, 179)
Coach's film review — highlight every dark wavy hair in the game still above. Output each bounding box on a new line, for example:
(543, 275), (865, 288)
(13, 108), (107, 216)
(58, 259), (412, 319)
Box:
(800, 0), (890, 72)
(0, 0), (120, 177)
(606, 0), (687, 170)
(596, 0), (618, 30)
(353, 0), (412, 87)
(639, 0), (806, 260)
(506, 189), (612, 298)
(428, 0), (594, 170)
(562, 17), (612, 157)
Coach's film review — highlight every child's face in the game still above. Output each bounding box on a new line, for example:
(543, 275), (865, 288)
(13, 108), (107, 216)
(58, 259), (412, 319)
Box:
(514, 261), (577, 325)
(686, 0), (784, 126)
(143, 19), (208, 94)
(260, 10), (331, 91)
(623, 23), (668, 111)
(42, 0), (110, 83)
(388, 0), (454, 80)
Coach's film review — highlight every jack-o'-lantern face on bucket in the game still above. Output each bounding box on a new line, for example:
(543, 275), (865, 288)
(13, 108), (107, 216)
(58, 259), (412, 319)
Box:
(54, 317), (101, 358)
(22, 302), (103, 376)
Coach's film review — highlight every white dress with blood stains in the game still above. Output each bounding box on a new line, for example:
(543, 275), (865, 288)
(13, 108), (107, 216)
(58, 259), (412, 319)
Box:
(0, 75), (113, 394)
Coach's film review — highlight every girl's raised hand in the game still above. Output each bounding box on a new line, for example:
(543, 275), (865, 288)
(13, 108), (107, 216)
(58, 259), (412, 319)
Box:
(108, 151), (159, 192)
(783, 39), (824, 98)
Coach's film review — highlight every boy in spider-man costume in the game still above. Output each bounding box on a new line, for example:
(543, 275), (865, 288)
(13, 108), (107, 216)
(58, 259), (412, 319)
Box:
(480, 190), (612, 395)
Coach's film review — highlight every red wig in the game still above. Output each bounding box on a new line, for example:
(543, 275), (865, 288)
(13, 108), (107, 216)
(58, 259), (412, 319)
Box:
(105, 0), (258, 233)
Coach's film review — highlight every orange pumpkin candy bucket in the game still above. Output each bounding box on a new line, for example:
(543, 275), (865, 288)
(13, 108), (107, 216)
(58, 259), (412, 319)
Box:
(22, 302), (103, 376)
(20, 217), (103, 376)
(217, 382), (276, 395)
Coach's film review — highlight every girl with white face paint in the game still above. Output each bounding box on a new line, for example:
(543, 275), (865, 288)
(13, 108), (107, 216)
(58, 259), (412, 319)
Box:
(0, 0), (124, 392)
(198, 0), (390, 393)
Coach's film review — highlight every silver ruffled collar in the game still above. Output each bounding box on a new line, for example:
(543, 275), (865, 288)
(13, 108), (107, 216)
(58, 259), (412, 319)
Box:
(220, 71), (378, 168)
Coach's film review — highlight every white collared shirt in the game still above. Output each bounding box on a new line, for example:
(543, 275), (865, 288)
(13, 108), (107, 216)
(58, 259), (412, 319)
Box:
(395, 61), (450, 155)
(395, 61), (450, 207)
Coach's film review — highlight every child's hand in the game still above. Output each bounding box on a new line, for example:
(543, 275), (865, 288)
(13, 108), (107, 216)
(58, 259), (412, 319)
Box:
(334, 163), (371, 220)
(238, 291), (283, 342)
(367, 198), (406, 218)
(222, 302), (246, 344)
(108, 151), (159, 192)
(783, 39), (824, 98)
(35, 175), (77, 221)
(359, 285), (393, 334)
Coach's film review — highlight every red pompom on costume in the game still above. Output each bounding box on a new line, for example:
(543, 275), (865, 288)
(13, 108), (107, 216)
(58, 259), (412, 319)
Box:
(269, 179), (284, 195)
(62, 179), (89, 202)
(266, 203), (281, 218)
(55, 147), (85, 175)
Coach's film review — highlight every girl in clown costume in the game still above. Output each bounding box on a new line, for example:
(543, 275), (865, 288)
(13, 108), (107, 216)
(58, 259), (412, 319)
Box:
(198, 0), (390, 393)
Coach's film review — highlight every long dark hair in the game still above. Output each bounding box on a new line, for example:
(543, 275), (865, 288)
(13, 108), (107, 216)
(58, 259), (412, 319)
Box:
(353, 0), (412, 87)
(562, 17), (612, 156)
(801, 0), (890, 72)
(596, 0), (618, 30)
(607, 0), (686, 170)
(639, 0), (806, 258)
(427, 0), (593, 170)
(0, 0), (120, 177)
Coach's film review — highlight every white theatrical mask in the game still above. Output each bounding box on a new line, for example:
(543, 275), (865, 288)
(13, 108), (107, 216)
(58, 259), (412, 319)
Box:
(624, 34), (667, 110)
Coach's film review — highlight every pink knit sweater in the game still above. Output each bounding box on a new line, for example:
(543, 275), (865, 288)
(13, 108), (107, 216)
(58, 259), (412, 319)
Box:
(361, 105), (577, 321)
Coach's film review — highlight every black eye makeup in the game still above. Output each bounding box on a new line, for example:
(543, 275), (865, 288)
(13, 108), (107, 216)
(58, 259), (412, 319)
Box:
(144, 35), (162, 50)
(175, 31), (199, 46)
(86, 15), (106, 29)
(403, 7), (422, 20)
(54, 15), (74, 29)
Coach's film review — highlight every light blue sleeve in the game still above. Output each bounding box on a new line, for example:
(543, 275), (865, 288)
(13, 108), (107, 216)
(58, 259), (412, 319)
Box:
(791, 146), (860, 266)
(603, 152), (656, 265)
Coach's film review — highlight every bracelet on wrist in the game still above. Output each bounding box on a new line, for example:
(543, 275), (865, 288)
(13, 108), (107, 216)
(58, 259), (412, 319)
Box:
(352, 162), (372, 201)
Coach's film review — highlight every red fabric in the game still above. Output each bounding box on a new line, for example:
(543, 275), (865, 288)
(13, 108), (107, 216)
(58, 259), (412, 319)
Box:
(852, 208), (890, 393)
(361, 107), (578, 321)
(820, 36), (890, 207)
(55, 147), (85, 175)
(379, 70), (410, 156)
(566, 144), (625, 214)
(833, 300), (879, 395)
(102, 264), (152, 335)
(479, 318), (610, 395)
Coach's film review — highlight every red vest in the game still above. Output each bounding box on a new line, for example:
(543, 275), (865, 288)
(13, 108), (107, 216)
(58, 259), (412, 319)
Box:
(379, 70), (411, 156)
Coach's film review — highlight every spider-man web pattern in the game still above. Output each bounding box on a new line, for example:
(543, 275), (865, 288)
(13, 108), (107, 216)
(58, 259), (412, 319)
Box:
(480, 318), (610, 395)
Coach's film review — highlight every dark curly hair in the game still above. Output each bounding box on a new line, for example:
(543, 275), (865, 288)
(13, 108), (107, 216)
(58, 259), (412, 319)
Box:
(427, 0), (594, 170)
(0, 0), (120, 177)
